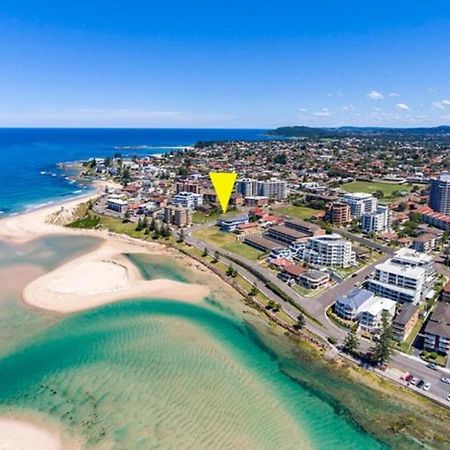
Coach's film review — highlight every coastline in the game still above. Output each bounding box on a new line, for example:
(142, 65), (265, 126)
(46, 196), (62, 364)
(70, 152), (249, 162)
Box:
(0, 180), (118, 244)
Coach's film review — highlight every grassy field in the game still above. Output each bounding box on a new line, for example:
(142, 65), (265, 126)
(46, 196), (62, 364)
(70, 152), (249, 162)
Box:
(341, 181), (413, 198)
(192, 226), (264, 261)
(275, 205), (322, 220)
(223, 242), (264, 261)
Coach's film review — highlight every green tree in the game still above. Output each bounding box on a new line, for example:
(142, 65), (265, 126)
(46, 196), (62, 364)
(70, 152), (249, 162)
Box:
(249, 283), (259, 297)
(343, 324), (359, 355)
(372, 310), (393, 366)
(294, 313), (306, 330)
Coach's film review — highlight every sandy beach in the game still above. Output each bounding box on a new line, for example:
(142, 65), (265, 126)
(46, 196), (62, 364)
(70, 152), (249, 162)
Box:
(22, 238), (210, 313)
(0, 180), (119, 244)
(0, 418), (62, 450)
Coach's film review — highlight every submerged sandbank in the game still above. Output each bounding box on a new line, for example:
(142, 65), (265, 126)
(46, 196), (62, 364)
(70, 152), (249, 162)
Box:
(22, 239), (210, 313)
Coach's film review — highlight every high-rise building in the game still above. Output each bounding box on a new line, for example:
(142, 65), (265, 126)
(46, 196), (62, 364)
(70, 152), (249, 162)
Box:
(235, 178), (288, 200)
(341, 192), (377, 218)
(428, 173), (450, 215)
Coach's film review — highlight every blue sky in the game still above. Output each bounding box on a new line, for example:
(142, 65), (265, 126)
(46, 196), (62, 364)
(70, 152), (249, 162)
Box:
(1, 1), (450, 128)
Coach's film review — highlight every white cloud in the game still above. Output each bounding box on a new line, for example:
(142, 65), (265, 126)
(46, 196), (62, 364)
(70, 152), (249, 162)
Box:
(432, 100), (450, 110)
(298, 108), (308, 112)
(373, 107), (382, 112)
(396, 103), (410, 111)
(388, 92), (400, 97)
(367, 90), (384, 100)
(313, 108), (331, 117)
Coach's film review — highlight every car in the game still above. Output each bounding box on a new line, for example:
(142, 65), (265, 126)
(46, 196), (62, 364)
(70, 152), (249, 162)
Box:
(351, 273), (358, 278)
(441, 377), (450, 384)
(427, 363), (438, 370)
(423, 382), (431, 391)
(447, 394), (450, 402)
(410, 377), (419, 385)
(417, 379), (425, 388)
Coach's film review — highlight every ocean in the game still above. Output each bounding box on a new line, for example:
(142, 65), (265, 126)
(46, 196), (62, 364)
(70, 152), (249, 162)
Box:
(0, 128), (269, 215)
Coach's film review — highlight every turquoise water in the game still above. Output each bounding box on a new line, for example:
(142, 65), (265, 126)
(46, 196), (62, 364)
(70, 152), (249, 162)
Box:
(0, 235), (390, 449)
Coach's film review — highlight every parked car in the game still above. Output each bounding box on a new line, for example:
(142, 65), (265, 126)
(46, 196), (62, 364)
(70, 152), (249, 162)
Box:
(410, 377), (419, 385)
(417, 380), (425, 388)
(423, 382), (431, 391)
(441, 377), (450, 385)
(426, 363), (438, 371)
(447, 394), (450, 402)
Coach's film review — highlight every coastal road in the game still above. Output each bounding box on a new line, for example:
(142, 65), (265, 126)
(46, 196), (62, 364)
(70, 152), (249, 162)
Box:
(334, 228), (396, 255)
(185, 225), (450, 406)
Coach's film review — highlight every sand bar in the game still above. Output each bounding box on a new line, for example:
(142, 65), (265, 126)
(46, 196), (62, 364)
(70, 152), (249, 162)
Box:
(0, 418), (62, 450)
(22, 239), (210, 313)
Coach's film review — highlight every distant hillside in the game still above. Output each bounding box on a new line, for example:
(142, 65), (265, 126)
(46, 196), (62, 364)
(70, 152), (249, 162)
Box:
(268, 125), (450, 138)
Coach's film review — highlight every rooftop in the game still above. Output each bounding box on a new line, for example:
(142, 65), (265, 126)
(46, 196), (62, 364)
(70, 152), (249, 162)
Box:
(336, 288), (373, 309)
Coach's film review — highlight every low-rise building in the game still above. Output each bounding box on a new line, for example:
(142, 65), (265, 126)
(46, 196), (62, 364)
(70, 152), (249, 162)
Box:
(412, 233), (440, 253)
(218, 214), (249, 232)
(392, 304), (420, 341)
(423, 302), (450, 355)
(298, 270), (330, 289)
(265, 225), (307, 246)
(244, 235), (285, 252)
(335, 288), (374, 321)
(106, 196), (128, 214)
(172, 191), (203, 209)
(358, 296), (396, 333)
(279, 264), (306, 283)
(284, 219), (325, 236)
(244, 196), (269, 207)
(334, 288), (395, 332)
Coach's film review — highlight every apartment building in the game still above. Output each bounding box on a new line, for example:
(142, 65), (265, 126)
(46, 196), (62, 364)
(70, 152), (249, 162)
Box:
(171, 191), (203, 209)
(334, 288), (395, 333)
(428, 173), (450, 215)
(365, 248), (435, 304)
(358, 296), (396, 333)
(297, 234), (355, 268)
(163, 206), (192, 228)
(423, 302), (450, 355)
(341, 192), (377, 218)
(329, 202), (351, 226)
(360, 206), (391, 234)
(218, 214), (249, 232)
(235, 178), (288, 200)
(391, 304), (419, 342)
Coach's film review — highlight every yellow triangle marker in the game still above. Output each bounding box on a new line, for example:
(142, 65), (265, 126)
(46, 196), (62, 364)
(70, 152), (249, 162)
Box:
(209, 172), (237, 213)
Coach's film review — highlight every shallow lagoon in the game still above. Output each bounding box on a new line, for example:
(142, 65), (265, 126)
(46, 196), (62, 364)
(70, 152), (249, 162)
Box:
(0, 235), (389, 449)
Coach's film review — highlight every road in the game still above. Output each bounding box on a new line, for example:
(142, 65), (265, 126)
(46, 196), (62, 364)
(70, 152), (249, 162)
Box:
(184, 223), (450, 406)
